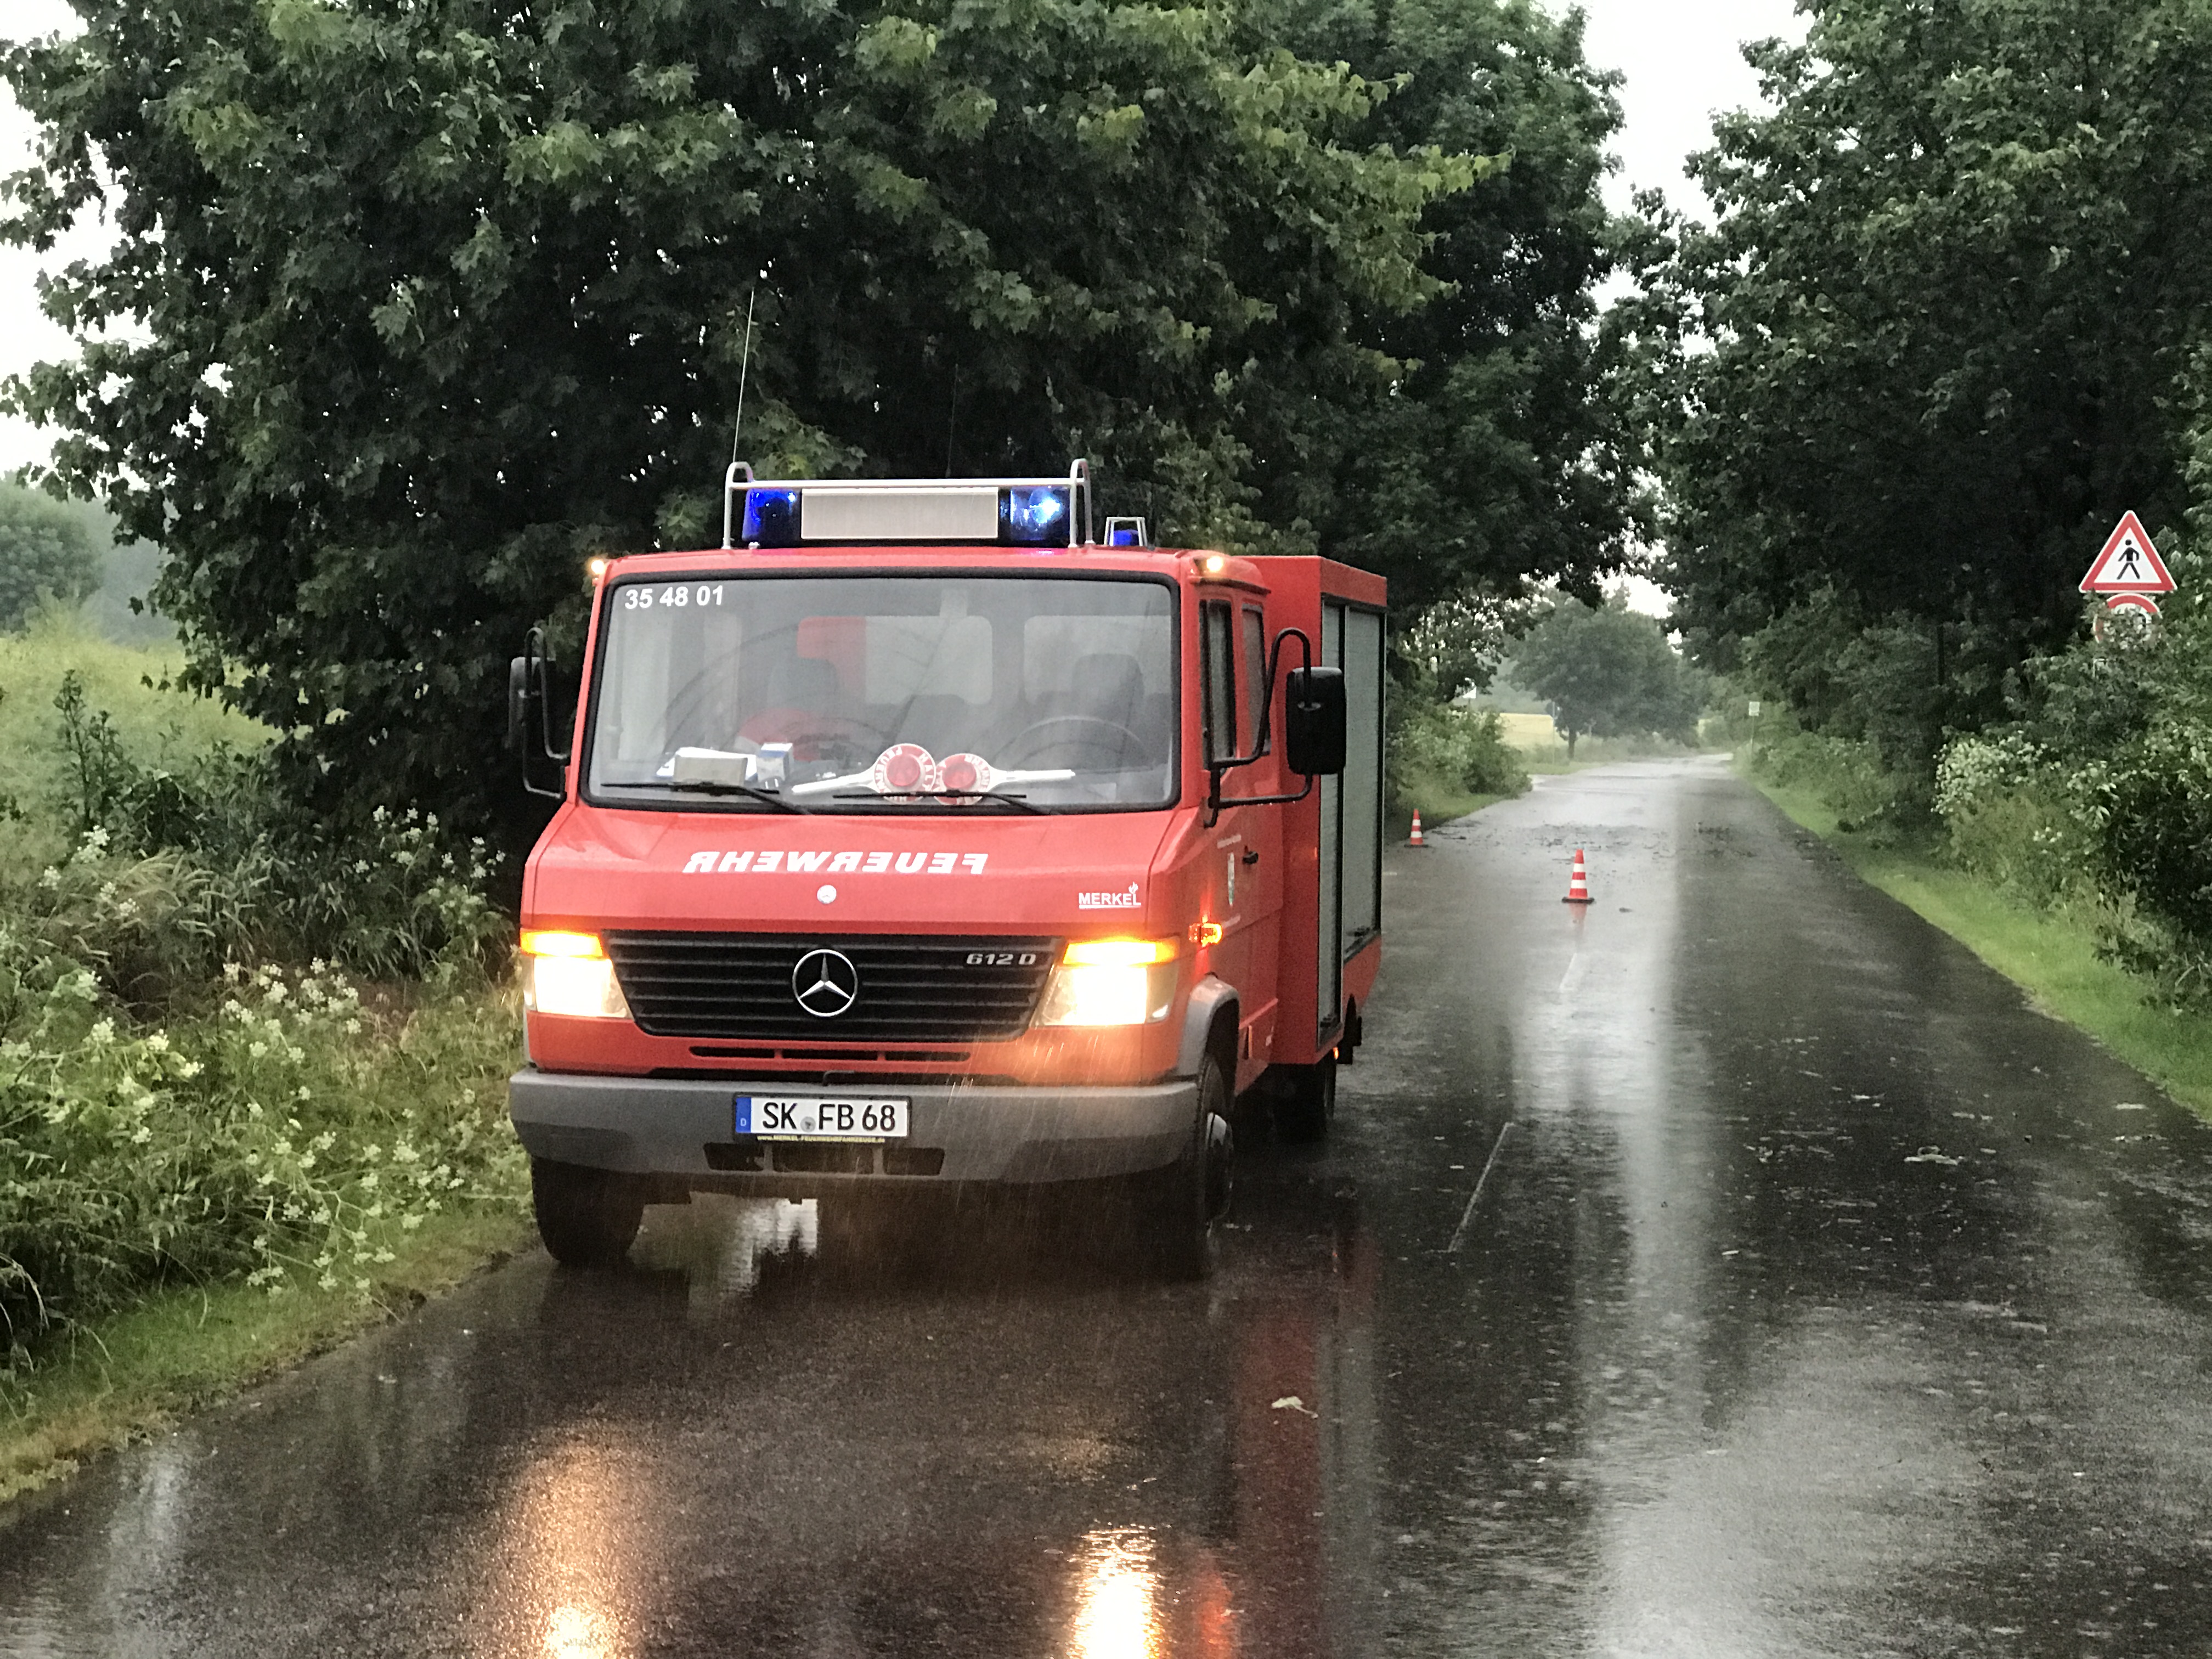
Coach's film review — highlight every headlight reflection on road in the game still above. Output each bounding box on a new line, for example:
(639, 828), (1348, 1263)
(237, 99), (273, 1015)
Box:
(544, 1602), (617, 1658)
(1069, 1527), (1165, 1659)
(491, 1439), (637, 1659)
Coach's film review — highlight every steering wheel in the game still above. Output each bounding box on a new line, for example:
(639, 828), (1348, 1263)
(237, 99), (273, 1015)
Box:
(1000, 714), (1147, 769)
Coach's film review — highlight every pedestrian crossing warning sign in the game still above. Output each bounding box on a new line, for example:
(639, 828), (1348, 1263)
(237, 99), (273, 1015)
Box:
(2080, 512), (2176, 594)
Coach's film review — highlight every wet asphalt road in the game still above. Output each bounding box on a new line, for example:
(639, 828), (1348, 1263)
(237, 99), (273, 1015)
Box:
(9, 755), (2212, 1656)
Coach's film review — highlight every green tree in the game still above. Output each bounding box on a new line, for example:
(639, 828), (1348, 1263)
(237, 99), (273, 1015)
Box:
(0, 482), (99, 630)
(1633, 0), (2212, 771)
(1249, 0), (1650, 611)
(3, 0), (1479, 839)
(1511, 595), (1700, 757)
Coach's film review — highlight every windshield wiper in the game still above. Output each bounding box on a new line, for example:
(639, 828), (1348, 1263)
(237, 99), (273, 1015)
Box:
(831, 789), (1047, 815)
(602, 780), (811, 814)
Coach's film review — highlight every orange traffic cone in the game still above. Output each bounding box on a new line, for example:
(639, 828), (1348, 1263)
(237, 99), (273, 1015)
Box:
(1562, 848), (1593, 904)
(1408, 809), (1429, 848)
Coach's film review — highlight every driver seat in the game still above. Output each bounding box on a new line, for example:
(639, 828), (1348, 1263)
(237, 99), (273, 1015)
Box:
(1042, 652), (1163, 765)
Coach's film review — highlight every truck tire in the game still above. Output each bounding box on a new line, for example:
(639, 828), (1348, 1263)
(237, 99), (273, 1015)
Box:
(1143, 1053), (1233, 1280)
(531, 1156), (645, 1268)
(1272, 1056), (1337, 1144)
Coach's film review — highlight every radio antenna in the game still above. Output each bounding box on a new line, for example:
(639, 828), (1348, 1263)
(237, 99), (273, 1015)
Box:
(729, 286), (758, 469)
(944, 364), (960, 476)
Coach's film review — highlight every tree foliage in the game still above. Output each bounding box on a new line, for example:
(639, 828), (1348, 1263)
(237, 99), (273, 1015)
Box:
(1511, 596), (1701, 757)
(3, 0), (1635, 841)
(0, 483), (99, 631)
(1248, 0), (1646, 612)
(1634, 0), (2212, 769)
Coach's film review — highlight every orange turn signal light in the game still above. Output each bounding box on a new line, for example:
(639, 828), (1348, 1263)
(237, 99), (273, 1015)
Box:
(1188, 921), (1224, 947)
(521, 929), (605, 958)
(1062, 937), (1180, 968)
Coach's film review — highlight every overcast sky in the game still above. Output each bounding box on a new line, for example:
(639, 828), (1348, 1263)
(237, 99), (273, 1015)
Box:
(0, 0), (1806, 481)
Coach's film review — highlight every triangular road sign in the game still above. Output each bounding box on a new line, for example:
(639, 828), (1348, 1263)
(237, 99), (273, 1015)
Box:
(2081, 512), (2175, 594)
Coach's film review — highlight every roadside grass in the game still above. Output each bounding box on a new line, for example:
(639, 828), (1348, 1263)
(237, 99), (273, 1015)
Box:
(1389, 776), (1509, 839)
(1751, 771), (2212, 1116)
(0, 1203), (532, 1505)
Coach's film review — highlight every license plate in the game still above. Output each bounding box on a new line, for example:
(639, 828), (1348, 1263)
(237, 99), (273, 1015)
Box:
(734, 1094), (909, 1141)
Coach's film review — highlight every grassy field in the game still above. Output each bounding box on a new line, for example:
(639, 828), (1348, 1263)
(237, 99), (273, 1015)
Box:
(1752, 770), (2212, 1117)
(0, 613), (259, 866)
(1492, 709), (1710, 772)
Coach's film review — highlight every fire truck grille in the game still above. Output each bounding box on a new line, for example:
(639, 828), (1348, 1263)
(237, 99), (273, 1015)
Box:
(603, 932), (1060, 1043)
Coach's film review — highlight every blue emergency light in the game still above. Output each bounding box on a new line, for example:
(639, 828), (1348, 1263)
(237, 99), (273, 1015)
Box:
(723, 461), (1097, 550)
(1000, 486), (1069, 545)
(741, 488), (801, 546)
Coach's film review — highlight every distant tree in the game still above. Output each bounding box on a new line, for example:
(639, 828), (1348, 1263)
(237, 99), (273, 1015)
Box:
(0, 483), (99, 630)
(1511, 596), (1700, 757)
(1399, 590), (1534, 702)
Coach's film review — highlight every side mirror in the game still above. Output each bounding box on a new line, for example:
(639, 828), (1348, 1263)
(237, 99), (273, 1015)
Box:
(511, 628), (569, 799)
(1284, 666), (1346, 776)
(507, 656), (531, 752)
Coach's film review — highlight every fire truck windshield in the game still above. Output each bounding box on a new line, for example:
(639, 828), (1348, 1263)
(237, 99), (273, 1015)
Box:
(585, 573), (1178, 811)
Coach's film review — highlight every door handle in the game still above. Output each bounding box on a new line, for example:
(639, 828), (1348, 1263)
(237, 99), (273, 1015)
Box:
(1242, 849), (1260, 866)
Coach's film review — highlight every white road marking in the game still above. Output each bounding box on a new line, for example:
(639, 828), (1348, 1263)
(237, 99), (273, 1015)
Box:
(1446, 1122), (1517, 1255)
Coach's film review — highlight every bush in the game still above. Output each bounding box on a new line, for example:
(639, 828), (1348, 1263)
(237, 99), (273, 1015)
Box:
(48, 670), (508, 997)
(1387, 697), (1527, 816)
(0, 958), (523, 1362)
(1746, 719), (1912, 836)
(1931, 733), (2094, 907)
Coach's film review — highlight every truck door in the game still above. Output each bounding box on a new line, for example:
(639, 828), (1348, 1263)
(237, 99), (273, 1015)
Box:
(1200, 595), (1284, 1086)
(1316, 599), (1385, 1045)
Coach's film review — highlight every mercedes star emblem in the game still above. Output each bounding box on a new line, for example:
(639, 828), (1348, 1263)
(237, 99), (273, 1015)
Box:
(791, 947), (861, 1018)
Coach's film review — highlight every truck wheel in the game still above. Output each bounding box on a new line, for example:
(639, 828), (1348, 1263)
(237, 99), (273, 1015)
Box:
(1144, 1054), (1234, 1280)
(1272, 1056), (1337, 1144)
(531, 1156), (645, 1268)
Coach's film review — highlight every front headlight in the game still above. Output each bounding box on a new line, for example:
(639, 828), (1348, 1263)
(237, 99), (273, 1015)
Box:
(1033, 938), (1179, 1027)
(521, 932), (631, 1020)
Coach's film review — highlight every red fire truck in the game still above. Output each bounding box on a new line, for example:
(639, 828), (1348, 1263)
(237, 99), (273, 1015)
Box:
(506, 461), (1386, 1276)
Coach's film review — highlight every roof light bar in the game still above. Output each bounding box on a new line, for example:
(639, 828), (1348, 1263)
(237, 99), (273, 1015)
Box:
(722, 460), (1094, 551)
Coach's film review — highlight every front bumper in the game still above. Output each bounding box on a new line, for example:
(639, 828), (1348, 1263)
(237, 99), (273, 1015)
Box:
(509, 1067), (1198, 1187)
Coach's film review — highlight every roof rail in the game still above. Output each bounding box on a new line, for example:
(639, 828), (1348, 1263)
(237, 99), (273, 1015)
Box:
(721, 459), (1094, 551)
